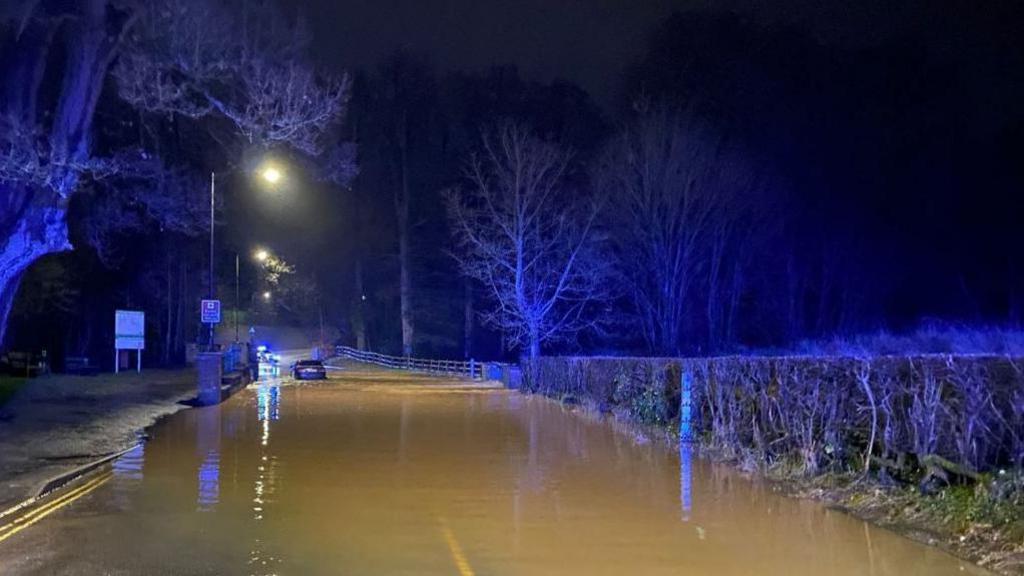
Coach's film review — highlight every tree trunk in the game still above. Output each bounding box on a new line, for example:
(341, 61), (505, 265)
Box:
(0, 271), (25, 351)
(174, 259), (186, 360)
(724, 260), (743, 346)
(0, 206), (72, 348)
(353, 257), (367, 350)
(463, 278), (473, 359)
(526, 328), (541, 389)
(529, 333), (540, 362)
(706, 253), (722, 352)
(396, 111), (414, 357)
(163, 248), (173, 365)
(398, 220), (413, 356)
(0, 0), (118, 347)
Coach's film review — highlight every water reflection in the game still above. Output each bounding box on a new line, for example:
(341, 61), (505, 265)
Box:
(257, 383), (281, 447)
(250, 384), (281, 575)
(196, 407), (222, 511)
(197, 450), (220, 510)
(679, 441), (693, 522)
(112, 443), (145, 481)
(110, 442), (146, 511)
(257, 384), (280, 422)
(257, 361), (280, 379)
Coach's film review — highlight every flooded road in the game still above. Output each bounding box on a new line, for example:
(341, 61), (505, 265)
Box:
(0, 367), (990, 575)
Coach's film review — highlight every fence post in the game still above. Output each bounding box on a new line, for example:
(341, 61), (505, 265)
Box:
(469, 358), (476, 379)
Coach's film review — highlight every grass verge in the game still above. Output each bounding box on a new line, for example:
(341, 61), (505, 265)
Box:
(0, 376), (27, 408)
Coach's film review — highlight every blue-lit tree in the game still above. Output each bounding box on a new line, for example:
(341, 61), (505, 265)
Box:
(445, 122), (611, 364)
(0, 0), (349, 345)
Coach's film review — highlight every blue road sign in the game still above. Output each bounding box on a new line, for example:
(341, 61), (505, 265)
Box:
(201, 299), (221, 324)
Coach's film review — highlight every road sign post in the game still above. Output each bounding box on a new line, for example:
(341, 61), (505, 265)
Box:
(201, 300), (221, 350)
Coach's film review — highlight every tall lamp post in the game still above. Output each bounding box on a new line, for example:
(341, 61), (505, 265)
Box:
(207, 164), (285, 351)
(208, 172), (216, 350)
(234, 252), (240, 342)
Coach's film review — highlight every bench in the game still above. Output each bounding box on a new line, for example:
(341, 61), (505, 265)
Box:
(65, 356), (99, 376)
(2, 351), (49, 377)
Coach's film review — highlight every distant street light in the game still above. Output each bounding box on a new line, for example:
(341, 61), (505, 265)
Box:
(255, 249), (269, 262)
(263, 291), (271, 301)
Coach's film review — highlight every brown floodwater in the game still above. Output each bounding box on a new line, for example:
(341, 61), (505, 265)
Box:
(0, 370), (992, 575)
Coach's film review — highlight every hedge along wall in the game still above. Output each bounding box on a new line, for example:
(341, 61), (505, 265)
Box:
(528, 355), (1024, 477)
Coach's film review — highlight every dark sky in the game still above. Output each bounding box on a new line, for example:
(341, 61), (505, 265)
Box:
(299, 0), (687, 105)
(297, 0), (1021, 107)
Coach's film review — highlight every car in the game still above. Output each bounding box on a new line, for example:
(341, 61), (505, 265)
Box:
(256, 345), (279, 365)
(292, 359), (327, 380)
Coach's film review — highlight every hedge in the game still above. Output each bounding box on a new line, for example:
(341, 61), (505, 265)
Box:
(527, 355), (1024, 478)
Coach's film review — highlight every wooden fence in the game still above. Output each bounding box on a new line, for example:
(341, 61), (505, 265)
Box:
(333, 346), (484, 380)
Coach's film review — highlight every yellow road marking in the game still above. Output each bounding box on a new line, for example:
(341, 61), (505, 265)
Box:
(0, 472), (112, 544)
(439, 518), (475, 576)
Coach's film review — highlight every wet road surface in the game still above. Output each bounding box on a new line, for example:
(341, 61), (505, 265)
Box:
(0, 366), (992, 575)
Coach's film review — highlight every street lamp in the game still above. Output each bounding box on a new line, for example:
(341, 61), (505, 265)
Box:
(263, 291), (271, 301)
(255, 249), (269, 262)
(261, 166), (282, 184)
(207, 160), (285, 350)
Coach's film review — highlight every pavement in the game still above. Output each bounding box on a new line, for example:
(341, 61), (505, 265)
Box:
(0, 346), (320, 510)
(0, 369), (199, 513)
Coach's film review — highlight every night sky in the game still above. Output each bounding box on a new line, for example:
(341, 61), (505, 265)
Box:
(298, 0), (1022, 107)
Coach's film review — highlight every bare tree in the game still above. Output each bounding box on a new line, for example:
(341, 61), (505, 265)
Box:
(0, 0), (348, 345)
(445, 122), (609, 364)
(255, 253), (317, 324)
(595, 104), (759, 354)
(114, 0), (349, 156)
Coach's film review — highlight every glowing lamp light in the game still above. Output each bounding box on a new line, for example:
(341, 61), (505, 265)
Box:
(262, 291), (271, 301)
(261, 166), (282, 184)
(255, 249), (269, 262)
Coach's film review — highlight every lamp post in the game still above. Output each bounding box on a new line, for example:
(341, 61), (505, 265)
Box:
(206, 163), (285, 351)
(235, 252), (240, 342)
(208, 172), (216, 351)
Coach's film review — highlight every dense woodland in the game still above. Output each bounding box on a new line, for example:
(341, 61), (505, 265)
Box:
(2, 2), (1023, 369)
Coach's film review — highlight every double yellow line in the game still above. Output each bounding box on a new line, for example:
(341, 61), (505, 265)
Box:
(438, 517), (475, 576)
(0, 471), (112, 544)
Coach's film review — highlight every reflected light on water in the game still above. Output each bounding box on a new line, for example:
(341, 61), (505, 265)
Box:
(112, 443), (145, 481)
(250, 385), (281, 574)
(195, 404), (222, 512)
(197, 450), (220, 511)
(257, 384), (280, 422)
(680, 442), (693, 522)
(257, 384), (280, 446)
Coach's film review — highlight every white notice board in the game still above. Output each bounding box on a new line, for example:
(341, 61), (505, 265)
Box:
(115, 310), (145, 350)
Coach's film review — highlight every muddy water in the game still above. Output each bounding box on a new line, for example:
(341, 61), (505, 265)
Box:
(0, 376), (990, 575)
